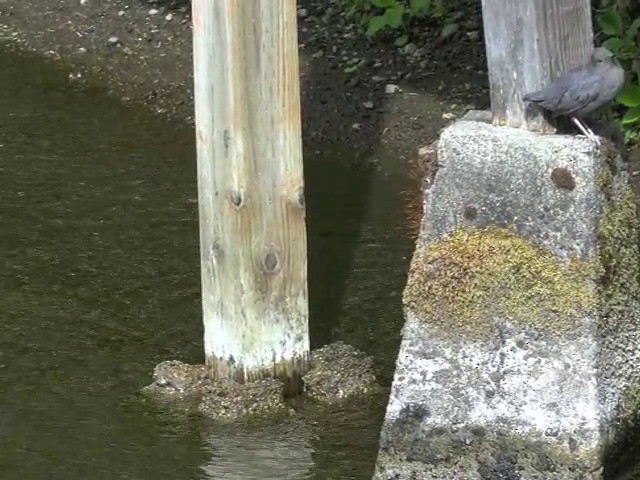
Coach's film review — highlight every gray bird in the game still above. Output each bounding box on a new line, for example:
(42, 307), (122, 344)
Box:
(523, 47), (625, 145)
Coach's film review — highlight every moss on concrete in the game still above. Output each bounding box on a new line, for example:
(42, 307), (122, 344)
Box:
(620, 385), (640, 425)
(597, 168), (640, 317)
(403, 227), (598, 337)
(593, 157), (640, 475)
(380, 420), (600, 479)
(596, 168), (613, 195)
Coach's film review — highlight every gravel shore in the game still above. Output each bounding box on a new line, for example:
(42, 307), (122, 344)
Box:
(0, 0), (488, 161)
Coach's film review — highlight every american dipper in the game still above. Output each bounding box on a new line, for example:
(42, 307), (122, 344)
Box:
(523, 47), (624, 145)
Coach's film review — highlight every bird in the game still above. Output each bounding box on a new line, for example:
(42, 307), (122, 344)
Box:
(523, 47), (625, 146)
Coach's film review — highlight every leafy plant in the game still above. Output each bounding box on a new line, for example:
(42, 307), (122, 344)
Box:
(343, 0), (451, 47)
(597, 0), (640, 143)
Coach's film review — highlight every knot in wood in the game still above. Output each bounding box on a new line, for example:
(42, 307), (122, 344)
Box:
(229, 189), (244, 208)
(261, 243), (281, 274)
(295, 185), (305, 209)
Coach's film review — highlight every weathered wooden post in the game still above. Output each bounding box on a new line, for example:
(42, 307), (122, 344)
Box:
(481, 0), (593, 131)
(375, 0), (640, 478)
(191, 0), (309, 396)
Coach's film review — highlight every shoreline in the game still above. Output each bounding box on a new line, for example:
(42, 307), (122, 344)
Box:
(0, 0), (487, 162)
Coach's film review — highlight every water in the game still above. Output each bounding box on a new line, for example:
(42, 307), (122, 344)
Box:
(0, 47), (414, 479)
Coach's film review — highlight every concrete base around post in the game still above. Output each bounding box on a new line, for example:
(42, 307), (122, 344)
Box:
(374, 112), (640, 480)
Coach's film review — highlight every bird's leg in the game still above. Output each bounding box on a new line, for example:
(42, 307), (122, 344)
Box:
(570, 116), (600, 147)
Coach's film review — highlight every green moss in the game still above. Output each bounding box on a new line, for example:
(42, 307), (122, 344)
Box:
(621, 385), (640, 420)
(384, 422), (599, 476)
(597, 169), (640, 317)
(596, 165), (613, 192)
(403, 227), (598, 337)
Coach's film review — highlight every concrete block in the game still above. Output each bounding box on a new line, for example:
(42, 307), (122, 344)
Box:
(374, 112), (640, 479)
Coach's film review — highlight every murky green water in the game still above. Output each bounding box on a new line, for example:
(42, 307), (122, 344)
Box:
(0, 47), (413, 479)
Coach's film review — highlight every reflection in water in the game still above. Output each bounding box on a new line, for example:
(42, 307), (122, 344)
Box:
(201, 419), (314, 479)
(0, 47), (413, 478)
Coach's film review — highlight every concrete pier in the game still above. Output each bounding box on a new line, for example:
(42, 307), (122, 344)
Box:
(374, 112), (640, 479)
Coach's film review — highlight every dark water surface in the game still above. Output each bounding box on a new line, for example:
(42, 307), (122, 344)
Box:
(0, 47), (413, 479)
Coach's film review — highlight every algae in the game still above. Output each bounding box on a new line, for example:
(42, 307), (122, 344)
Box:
(403, 226), (598, 337)
(593, 157), (640, 475)
(380, 419), (600, 479)
(597, 173), (640, 317)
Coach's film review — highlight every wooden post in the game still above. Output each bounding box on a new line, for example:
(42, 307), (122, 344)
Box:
(191, 0), (309, 396)
(480, 0), (594, 132)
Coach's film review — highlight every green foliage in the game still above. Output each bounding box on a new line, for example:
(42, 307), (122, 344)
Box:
(341, 0), (640, 143)
(596, 0), (640, 143)
(343, 0), (452, 46)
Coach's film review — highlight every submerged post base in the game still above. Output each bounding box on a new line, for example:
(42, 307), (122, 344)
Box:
(374, 112), (640, 479)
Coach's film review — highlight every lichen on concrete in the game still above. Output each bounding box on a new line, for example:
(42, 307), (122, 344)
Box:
(596, 161), (640, 318)
(592, 151), (640, 476)
(376, 117), (635, 480)
(376, 419), (601, 480)
(403, 226), (598, 338)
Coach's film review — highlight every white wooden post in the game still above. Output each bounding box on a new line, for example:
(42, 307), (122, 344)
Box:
(191, 0), (309, 396)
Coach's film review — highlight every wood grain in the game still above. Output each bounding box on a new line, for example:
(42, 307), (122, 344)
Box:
(191, 0), (309, 395)
(481, 0), (593, 131)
